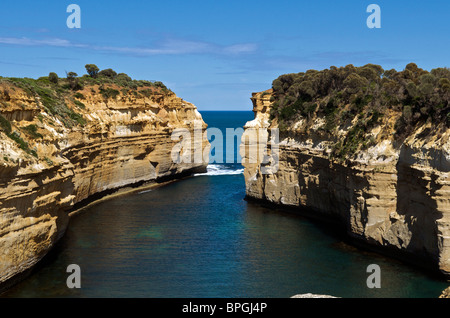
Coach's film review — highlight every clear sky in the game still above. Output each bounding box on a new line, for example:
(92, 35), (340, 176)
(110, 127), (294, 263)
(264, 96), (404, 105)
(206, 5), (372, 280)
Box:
(0, 0), (448, 110)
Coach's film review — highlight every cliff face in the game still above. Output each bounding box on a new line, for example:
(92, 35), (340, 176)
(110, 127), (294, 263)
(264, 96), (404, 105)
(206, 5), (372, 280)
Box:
(0, 81), (208, 286)
(241, 90), (450, 278)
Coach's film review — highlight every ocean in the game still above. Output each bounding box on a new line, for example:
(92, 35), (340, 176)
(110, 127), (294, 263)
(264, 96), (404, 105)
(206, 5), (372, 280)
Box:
(1, 111), (448, 298)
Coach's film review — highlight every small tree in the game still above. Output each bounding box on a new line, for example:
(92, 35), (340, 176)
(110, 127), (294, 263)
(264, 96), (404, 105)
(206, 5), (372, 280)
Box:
(66, 72), (82, 90)
(49, 72), (59, 84)
(67, 71), (78, 80)
(85, 64), (99, 78)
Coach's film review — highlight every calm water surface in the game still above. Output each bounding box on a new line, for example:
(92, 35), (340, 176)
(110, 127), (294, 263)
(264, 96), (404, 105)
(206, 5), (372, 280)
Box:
(2, 111), (448, 298)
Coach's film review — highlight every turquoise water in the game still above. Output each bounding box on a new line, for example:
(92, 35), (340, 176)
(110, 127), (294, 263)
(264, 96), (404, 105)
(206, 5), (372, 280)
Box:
(2, 111), (448, 298)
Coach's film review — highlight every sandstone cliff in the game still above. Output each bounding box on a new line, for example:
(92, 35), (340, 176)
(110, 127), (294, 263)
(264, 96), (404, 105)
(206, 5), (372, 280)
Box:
(440, 286), (450, 298)
(241, 65), (450, 278)
(0, 76), (209, 288)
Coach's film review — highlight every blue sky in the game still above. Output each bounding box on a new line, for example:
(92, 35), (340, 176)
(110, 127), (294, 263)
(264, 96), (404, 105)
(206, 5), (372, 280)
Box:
(0, 0), (448, 110)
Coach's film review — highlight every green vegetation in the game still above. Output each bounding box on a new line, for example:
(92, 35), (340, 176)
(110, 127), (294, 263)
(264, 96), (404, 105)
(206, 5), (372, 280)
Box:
(48, 72), (59, 84)
(66, 71), (82, 90)
(85, 64), (100, 78)
(73, 92), (85, 99)
(5, 78), (86, 128)
(140, 88), (152, 98)
(99, 86), (120, 100)
(0, 114), (37, 157)
(9, 131), (35, 156)
(73, 99), (86, 109)
(0, 65), (171, 158)
(269, 63), (450, 158)
(0, 113), (12, 134)
(0, 65), (171, 132)
(98, 68), (117, 79)
(44, 156), (53, 166)
(23, 124), (43, 139)
(71, 66), (170, 93)
(66, 72), (78, 80)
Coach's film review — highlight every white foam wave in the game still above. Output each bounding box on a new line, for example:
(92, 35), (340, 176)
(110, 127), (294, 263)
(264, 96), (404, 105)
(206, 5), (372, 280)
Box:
(138, 189), (153, 194)
(194, 164), (244, 176)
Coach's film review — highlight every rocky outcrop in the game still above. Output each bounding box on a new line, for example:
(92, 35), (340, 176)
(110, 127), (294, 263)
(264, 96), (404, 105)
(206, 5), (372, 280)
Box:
(439, 286), (450, 298)
(0, 81), (209, 288)
(241, 90), (450, 278)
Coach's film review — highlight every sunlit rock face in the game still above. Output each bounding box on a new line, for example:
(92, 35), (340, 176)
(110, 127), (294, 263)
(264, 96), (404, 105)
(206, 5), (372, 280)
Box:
(0, 82), (209, 287)
(241, 90), (450, 278)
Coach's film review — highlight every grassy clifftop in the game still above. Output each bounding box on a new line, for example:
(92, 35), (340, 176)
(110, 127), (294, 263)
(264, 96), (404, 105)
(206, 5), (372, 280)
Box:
(0, 67), (171, 128)
(268, 63), (449, 159)
(0, 66), (173, 163)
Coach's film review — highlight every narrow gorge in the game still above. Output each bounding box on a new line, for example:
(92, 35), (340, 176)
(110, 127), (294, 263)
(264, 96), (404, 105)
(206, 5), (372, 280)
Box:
(0, 74), (209, 290)
(1, 63), (449, 297)
(241, 63), (450, 279)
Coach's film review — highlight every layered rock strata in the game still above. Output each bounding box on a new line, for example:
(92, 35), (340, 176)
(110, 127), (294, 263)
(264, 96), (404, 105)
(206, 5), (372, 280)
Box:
(241, 90), (450, 278)
(0, 82), (209, 288)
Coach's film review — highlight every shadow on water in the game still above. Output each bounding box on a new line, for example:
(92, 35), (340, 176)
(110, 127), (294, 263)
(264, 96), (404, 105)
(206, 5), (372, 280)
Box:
(243, 196), (448, 298)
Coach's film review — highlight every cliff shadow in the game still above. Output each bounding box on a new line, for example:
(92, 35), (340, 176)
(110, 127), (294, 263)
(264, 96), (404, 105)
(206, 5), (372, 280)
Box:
(297, 155), (370, 229)
(395, 146), (443, 272)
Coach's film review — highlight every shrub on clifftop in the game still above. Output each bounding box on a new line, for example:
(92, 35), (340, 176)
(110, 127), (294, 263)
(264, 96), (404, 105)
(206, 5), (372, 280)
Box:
(270, 63), (450, 134)
(269, 63), (450, 161)
(98, 68), (117, 79)
(48, 72), (59, 84)
(85, 64), (100, 78)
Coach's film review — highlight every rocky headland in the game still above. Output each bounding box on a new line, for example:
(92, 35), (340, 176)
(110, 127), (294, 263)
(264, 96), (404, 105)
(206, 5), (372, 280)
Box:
(241, 63), (450, 279)
(0, 70), (209, 290)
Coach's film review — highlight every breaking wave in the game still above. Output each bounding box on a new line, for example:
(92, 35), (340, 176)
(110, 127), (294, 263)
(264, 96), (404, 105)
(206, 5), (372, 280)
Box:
(194, 164), (244, 176)
(138, 189), (153, 195)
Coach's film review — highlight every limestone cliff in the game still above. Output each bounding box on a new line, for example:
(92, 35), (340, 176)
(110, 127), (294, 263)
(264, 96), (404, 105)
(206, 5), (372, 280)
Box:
(0, 77), (209, 288)
(241, 86), (450, 279)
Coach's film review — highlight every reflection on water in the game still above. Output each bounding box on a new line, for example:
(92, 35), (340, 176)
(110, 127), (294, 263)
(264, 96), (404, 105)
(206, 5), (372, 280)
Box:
(2, 172), (448, 298)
